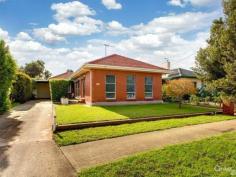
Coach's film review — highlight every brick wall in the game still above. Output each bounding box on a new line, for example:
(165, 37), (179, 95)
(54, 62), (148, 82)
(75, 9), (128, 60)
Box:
(90, 69), (162, 103)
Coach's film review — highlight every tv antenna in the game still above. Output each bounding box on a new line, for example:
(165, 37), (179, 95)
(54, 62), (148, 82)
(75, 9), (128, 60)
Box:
(104, 43), (112, 56)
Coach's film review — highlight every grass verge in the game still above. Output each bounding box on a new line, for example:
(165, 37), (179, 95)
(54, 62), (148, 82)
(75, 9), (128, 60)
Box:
(55, 103), (217, 125)
(78, 130), (236, 177)
(55, 115), (234, 146)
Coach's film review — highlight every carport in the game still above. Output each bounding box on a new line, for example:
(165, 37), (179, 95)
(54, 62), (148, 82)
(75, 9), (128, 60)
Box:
(35, 80), (50, 99)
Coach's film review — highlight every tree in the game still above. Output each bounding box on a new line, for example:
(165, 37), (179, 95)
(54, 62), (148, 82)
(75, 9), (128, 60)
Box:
(165, 79), (196, 108)
(23, 60), (44, 78)
(44, 70), (52, 79)
(22, 60), (52, 79)
(194, 0), (236, 103)
(0, 40), (17, 113)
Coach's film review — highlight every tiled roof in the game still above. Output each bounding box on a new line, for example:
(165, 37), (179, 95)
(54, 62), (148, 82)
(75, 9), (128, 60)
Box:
(166, 68), (196, 79)
(49, 71), (73, 80)
(88, 54), (166, 70)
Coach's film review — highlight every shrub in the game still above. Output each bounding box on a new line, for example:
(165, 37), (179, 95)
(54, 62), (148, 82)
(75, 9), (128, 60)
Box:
(0, 40), (17, 113)
(165, 79), (196, 108)
(11, 72), (32, 103)
(190, 95), (200, 105)
(49, 80), (70, 102)
(162, 84), (172, 102)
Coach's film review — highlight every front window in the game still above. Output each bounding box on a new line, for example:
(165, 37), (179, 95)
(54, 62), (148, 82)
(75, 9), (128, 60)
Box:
(106, 75), (116, 99)
(127, 75), (135, 99)
(145, 77), (153, 98)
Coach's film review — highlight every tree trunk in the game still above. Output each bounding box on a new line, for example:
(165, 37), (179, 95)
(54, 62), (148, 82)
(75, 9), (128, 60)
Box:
(179, 100), (182, 109)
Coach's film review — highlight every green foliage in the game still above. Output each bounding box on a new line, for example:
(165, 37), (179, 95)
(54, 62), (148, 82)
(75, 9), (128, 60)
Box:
(0, 40), (17, 113)
(55, 115), (234, 146)
(190, 95), (200, 105)
(22, 59), (52, 79)
(11, 72), (32, 103)
(194, 0), (236, 102)
(49, 80), (70, 102)
(55, 103), (216, 125)
(162, 84), (172, 102)
(79, 131), (236, 177)
(44, 70), (52, 79)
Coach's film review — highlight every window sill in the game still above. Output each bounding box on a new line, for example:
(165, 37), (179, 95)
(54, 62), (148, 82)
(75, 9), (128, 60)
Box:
(106, 98), (116, 101)
(145, 97), (154, 100)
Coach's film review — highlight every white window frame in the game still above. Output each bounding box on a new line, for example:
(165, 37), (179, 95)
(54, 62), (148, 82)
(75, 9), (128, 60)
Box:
(105, 75), (116, 100)
(145, 76), (153, 99)
(126, 75), (136, 99)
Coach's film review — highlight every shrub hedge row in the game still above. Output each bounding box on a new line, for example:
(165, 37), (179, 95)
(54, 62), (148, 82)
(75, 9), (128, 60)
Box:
(49, 80), (70, 102)
(11, 72), (32, 103)
(0, 40), (17, 113)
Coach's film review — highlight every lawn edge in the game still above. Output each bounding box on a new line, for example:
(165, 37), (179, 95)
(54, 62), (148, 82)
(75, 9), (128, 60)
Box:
(56, 111), (222, 131)
(55, 115), (235, 146)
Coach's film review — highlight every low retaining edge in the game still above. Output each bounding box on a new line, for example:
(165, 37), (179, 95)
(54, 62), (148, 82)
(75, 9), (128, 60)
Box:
(56, 111), (222, 132)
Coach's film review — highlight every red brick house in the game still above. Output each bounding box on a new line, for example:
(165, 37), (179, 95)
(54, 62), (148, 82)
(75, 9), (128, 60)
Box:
(71, 54), (169, 105)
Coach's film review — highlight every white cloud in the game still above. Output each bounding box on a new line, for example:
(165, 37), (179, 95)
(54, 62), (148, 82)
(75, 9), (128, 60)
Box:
(33, 1), (103, 43)
(0, 28), (9, 41)
(1, 8), (221, 75)
(102, 0), (122, 10)
(33, 28), (65, 43)
(168, 0), (185, 7)
(168, 0), (220, 7)
(48, 16), (103, 36)
(106, 20), (130, 35)
(51, 1), (95, 21)
(132, 11), (219, 35)
(16, 32), (32, 41)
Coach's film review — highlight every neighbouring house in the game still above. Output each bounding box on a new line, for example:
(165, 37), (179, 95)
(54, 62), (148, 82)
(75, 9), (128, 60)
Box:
(70, 54), (169, 105)
(49, 70), (74, 80)
(163, 68), (202, 89)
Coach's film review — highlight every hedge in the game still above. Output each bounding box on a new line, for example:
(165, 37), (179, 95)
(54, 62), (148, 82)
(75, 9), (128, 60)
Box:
(11, 72), (32, 103)
(49, 80), (70, 102)
(0, 40), (17, 113)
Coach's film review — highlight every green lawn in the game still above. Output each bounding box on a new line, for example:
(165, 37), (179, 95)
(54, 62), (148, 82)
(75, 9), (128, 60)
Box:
(78, 130), (236, 177)
(54, 115), (234, 146)
(55, 103), (217, 125)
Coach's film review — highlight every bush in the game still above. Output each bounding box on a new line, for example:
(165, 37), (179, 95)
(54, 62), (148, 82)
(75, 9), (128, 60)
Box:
(11, 72), (32, 103)
(0, 40), (17, 113)
(49, 80), (70, 102)
(190, 95), (200, 105)
(162, 84), (172, 102)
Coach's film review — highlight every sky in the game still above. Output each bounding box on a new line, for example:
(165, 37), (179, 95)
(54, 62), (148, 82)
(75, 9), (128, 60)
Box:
(0, 0), (223, 75)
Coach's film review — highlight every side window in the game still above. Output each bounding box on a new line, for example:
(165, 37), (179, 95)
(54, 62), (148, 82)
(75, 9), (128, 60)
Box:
(127, 75), (135, 99)
(106, 75), (116, 99)
(145, 77), (153, 98)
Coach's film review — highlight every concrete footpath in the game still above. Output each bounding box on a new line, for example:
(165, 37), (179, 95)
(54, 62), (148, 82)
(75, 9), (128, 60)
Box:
(0, 100), (76, 177)
(61, 119), (236, 171)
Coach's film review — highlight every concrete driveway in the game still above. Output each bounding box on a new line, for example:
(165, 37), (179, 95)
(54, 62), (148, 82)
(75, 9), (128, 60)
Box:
(0, 100), (76, 177)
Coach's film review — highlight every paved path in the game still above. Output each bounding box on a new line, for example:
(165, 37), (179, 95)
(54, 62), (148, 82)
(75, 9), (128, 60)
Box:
(61, 119), (236, 171)
(0, 100), (76, 177)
